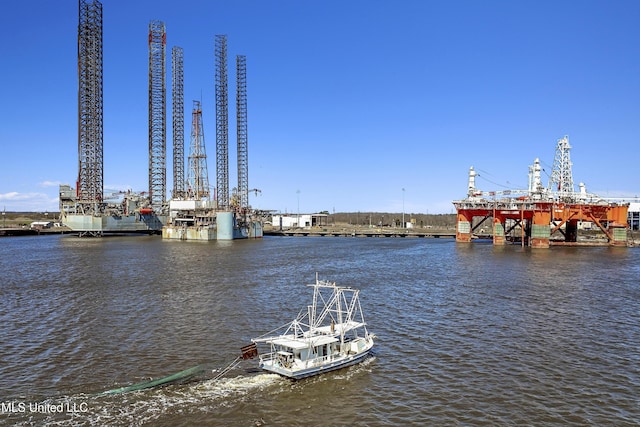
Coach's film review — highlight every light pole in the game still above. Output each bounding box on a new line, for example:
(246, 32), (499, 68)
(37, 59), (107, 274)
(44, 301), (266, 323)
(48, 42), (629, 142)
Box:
(402, 188), (405, 228)
(296, 189), (300, 228)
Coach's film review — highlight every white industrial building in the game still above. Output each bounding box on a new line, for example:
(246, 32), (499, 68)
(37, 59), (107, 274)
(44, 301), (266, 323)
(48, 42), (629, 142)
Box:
(271, 214), (328, 229)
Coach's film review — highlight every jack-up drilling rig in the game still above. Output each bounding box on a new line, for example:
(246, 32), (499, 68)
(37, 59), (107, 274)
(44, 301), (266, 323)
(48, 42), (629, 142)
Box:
(60, 0), (165, 236)
(162, 36), (262, 240)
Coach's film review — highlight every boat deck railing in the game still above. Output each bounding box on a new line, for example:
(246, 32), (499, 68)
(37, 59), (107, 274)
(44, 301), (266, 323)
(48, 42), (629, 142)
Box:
(260, 350), (354, 370)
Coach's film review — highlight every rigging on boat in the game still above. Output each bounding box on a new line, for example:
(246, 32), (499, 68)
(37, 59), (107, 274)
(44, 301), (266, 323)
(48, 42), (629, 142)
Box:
(250, 273), (375, 380)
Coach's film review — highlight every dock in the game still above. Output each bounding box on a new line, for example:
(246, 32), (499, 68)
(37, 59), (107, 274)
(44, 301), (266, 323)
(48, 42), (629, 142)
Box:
(264, 226), (456, 238)
(0, 227), (71, 237)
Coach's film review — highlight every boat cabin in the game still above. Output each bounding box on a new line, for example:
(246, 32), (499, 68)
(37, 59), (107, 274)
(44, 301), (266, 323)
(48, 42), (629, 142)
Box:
(270, 335), (340, 367)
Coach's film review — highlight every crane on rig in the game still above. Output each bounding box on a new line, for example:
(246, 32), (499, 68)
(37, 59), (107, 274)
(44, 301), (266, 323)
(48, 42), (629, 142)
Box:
(466, 136), (604, 203)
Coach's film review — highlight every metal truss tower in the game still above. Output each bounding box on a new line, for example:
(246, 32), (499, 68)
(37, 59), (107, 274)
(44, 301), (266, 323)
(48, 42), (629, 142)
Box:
(547, 135), (575, 200)
(187, 101), (210, 199)
(77, 0), (103, 212)
(215, 35), (229, 210)
(236, 55), (249, 211)
(148, 20), (167, 212)
(171, 46), (185, 199)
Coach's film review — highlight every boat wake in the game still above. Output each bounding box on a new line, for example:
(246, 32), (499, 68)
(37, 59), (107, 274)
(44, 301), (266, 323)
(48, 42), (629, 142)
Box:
(2, 356), (377, 426)
(2, 373), (283, 426)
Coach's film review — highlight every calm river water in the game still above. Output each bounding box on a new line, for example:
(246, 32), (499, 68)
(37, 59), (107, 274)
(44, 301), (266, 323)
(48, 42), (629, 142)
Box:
(0, 234), (638, 426)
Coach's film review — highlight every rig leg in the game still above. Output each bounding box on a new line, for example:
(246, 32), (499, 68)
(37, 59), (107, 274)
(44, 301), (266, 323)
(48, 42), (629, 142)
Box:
(456, 211), (472, 243)
(492, 215), (506, 246)
(531, 210), (551, 248)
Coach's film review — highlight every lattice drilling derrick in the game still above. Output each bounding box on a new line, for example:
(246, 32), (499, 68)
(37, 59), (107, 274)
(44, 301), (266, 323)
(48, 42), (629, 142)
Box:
(215, 34), (229, 210)
(236, 55), (249, 212)
(77, 0), (103, 213)
(186, 101), (210, 200)
(148, 20), (167, 212)
(547, 135), (575, 201)
(171, 46), (185, 199)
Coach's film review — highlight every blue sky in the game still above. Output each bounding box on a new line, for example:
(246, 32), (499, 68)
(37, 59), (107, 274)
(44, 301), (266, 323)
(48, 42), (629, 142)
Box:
(1, 1), (639, 214)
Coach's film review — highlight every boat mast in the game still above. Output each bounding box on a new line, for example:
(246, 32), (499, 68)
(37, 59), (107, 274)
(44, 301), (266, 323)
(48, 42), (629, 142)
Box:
(336, 288), (343, 329)
(310, 273), (319, 331)
(337, 287), (345, 343)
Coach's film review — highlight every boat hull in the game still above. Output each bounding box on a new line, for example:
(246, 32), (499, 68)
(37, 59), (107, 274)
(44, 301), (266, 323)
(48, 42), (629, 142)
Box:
(259, 338), (374, 380)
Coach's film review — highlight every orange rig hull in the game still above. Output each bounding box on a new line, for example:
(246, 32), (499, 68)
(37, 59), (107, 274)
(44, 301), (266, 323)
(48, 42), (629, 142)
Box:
(454, 199), (629, 248)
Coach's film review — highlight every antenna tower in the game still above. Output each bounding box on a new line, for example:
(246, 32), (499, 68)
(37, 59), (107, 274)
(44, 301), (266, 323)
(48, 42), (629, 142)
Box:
(187, 101), (210, 199)
(171, 46), (185, 199)
(77, 0), (103, 212)
(215, 35), (229, 210)
(148, 20), (167, 211)
(547, 135), (574, 200)
(236, 55), (249, 212)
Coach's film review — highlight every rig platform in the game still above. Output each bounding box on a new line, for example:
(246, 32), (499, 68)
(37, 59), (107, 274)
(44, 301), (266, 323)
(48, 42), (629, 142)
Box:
(453, 137), (634, 248)
(453, 198), (629, 248)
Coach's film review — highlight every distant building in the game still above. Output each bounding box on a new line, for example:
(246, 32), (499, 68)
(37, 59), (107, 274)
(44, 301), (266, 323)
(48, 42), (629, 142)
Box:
(271, 214), (328, 229)
(629, 202), (640, 231)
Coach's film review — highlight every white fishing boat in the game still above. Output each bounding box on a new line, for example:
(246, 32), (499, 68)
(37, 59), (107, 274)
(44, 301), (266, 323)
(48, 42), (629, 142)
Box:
(250, 274), (375, 379)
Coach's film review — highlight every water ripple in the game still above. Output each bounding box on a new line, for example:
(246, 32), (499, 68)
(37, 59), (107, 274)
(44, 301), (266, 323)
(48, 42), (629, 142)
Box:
(1, 236), (639, 425)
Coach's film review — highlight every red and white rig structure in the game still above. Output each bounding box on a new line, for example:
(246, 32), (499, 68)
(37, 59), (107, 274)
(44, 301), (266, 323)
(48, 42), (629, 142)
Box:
(453, 136), (630, 248)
